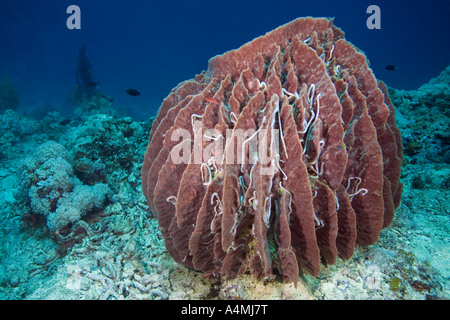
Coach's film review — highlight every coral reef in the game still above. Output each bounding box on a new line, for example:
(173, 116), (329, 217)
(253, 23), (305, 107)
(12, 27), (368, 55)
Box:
(20, 141), (112, 236)
(0, 109), (40, 161)
(64, 113), (145, 189)
(0, 64), (447, 299)
(141, 17), (403, 284)
(0, 109), (39, 136)
(0, 92), (160, 299)
(385, 65), (450, 295)
(72, 91), (116, 119)
(389, 66), (450, 165)
(46, 183), (111, 233)
(0, 18), (448, 301)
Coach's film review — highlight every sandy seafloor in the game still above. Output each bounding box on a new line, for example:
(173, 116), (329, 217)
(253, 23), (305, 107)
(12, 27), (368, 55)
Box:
(0, 67), (448, 300)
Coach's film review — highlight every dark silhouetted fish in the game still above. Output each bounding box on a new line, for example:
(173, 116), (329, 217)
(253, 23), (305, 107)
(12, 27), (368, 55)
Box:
(385, 65), (397, 71)
(126, 88), (141, 96)
(60, 119), (71, 126)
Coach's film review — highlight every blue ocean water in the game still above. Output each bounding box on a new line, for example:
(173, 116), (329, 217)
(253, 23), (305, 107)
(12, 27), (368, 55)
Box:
(0, 0), (449, 119)
(0, 0), (449, 301)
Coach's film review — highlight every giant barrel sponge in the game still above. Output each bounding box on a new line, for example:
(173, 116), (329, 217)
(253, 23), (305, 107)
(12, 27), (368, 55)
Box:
(142, 17), (403, 286)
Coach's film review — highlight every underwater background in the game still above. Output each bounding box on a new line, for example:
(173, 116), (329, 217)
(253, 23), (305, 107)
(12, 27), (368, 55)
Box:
(0, 0), (449, 299)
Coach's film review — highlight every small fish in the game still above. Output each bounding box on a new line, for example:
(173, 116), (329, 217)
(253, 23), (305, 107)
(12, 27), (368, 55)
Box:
(126, 88), (141, 96)
(59, 119), (71, 126)
(385, 65), (397, 71)
(205, 97), (219, 105)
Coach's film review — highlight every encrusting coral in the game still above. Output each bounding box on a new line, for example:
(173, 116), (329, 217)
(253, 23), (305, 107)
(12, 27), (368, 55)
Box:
(142, 17), (403, 285)
(21, 141), (111, 237)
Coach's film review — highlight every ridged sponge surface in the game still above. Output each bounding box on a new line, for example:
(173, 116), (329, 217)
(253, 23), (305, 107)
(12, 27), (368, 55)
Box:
(141, 17), (403, 285)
